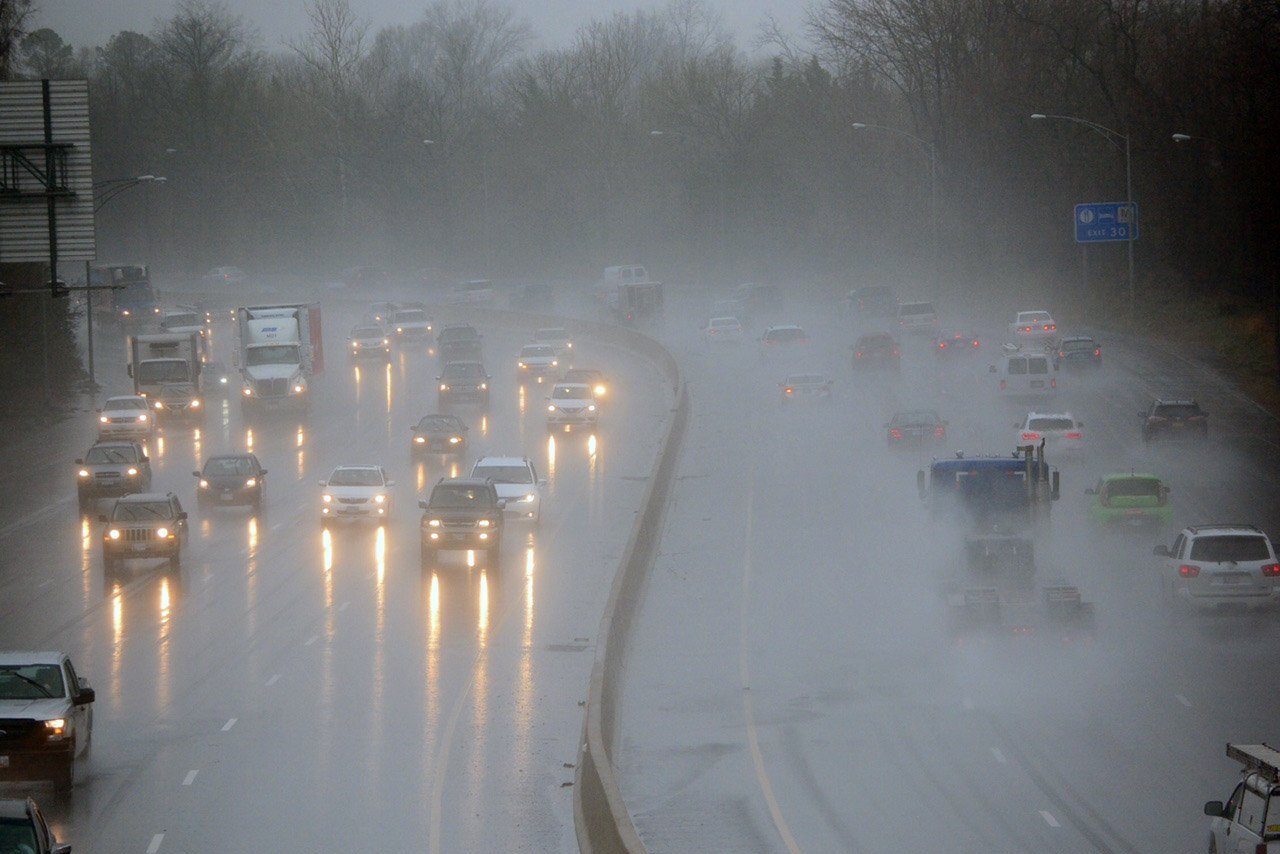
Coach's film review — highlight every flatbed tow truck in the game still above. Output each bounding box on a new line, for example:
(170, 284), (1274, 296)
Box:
(921, 443), (1095, 641)
(1204, 743), (1280, 853)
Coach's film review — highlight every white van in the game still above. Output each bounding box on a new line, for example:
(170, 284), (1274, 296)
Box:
(992, 348), (1058, 397)
(897, 300), (939, 333)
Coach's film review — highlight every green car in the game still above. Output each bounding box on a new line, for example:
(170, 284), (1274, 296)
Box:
(1085, 473), (1172, 529)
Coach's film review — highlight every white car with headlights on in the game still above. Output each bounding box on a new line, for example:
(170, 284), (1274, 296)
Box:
(348, 323), (391, 360)
(703, 316), (745, 343)
(1015, 411), (1084, 457)
(534, 327), (574, 359)
(319, 465), (394, 526)
(546, 382), (598, 430)
(516, 344), (559, 382)
(96, 395), (154, 439)
(471, 456), (546, 525)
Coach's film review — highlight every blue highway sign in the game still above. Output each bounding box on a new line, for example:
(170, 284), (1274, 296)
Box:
(1075, 202), (1138, 243)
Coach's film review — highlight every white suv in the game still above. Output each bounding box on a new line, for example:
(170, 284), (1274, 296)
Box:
(546, 382), (598, 430)
(319, 465), (394, 525)
(1154, 525), (1280, 610)
(471, 456), (546, 524)
(1015, 412), (1084, 456)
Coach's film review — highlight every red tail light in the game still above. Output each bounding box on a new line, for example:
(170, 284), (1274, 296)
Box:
(1023, 326), (1032, 332)
(1065, 431), (1083, 440)
(1050, 378), (1057, 389)
(1093, 348), (1101, 356)
(972, 340), (980, 348)
(1179, 565), (1200, 577)
(1022, 432), (1040, 441)
(938, 341), (947, 349)
(1058, 351), (1066, 358)
(889, 428), (903, 440)
(1262, 563), (1280, 577)
(999, 380), (1007, 390)
(934, 426), (946, 438)
(1046, 324), (1056, 331)
(854, 351), (863, 358)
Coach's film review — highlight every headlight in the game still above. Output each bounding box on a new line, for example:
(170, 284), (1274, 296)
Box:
(448, 436), (461, 444)
(190, 398), (201, 409)
(243, 387), (253, 396)
(108, 528), (121, 540)
(245, 478), (256, 488)
(219, 376), (228, 385)
(547, 404), (556, 412)
(122, 309), (131, 317)
(414, 436), (426, 444)
(44, 718), (66, 738)
(138, 414), (148, 422)
(157, 527), (170, 538)
(126, 467), (139, 476)
(373, 494), (386, 504)
(397, 327), (403, 333)
(588, 404), (596, 412)
(322, 494), (332, 504)
(200, 479), (209, 488)
(566, 342), (573, 349)
(522, 493), (536, 503)
(293, 384), (304, 394)
(78, 469), (89, 478)
(99, 415), (109, 423)
(518, 362), (527, 368)
(479, 383), (487, 390)
(428, 519), (441, 527)
(595, 385), (606, 396)
(477, 519), (490, 528)
(383, 339), (389, 346)
(439, 384), (449, 391)
(153, 400), (165, 409)
(551, 360), (558, 367)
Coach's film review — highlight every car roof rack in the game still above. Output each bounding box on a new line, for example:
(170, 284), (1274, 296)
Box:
(1187, 524), (1262, 534)
(1227, 743), (1280, 783)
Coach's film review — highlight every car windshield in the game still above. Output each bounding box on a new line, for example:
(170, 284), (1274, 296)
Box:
(1155, 403), (1202, 418)
(0, 817), (40, 848)
(787, 375), (826, 385)
(137, 360), (192, 384)
(246, 345), (300, 366)
(1061, 339), (1094, 351)
(444, 363), (485, 379)
(857, 336), (894, 348)
(0, 663), (66, 699)
(163, 313), (200, 328)
(1190, 535), (1270, 562)
(107, 397), (148, 410)
(1028, 417), (1074, 431)
(900, 303), (934, 315)
(893, 411), (937, 426)
(474, 464), (534, 484)
(439, 327), (478, 342)
(395, 310), (427, 322)
(521, 346), (555, 357)
(710, 318), (738, 327)
(1027, 358), (1049, 375)
(417, 416), (461, 432)
(430, 485), (493, 508)
(552, 385), (588, 398)
(1019, 312), (1051, 323)
(1105, 478), (1161, 498)
(113, 501), (173, 520)
(353, 327), (383, 338)
(205, 457), (256, 476)
(766, 327), (806, 342)
(329, 468), (383, 487)
(86, 445), (138, 464)
(535, 329), (567, 341)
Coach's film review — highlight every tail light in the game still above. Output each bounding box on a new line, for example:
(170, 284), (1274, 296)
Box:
(934, 426), (946, 438)
(784, 387), (793, 395)
(1058, 351), (1066, 358)
(1179, 565), (1200, 578)
(1065, 431), (1083, 440)
(889, 428), (903, 440)
(1046, 324), (1056, 331)
(1262, 563), (1280, 577)
(972, 340), (980, 348)
(1093, 348), (1101, 356)
(1022, 432), (1040, 441)
(892, 349), (901, 357)
(1050, 378), (1057, 389)
(999, 380), (1007, 390)
(938, 341), (948, 349)
(855, 351), (863, 359)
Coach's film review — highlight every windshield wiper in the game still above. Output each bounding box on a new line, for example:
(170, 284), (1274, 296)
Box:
(0, 670), (55, 698)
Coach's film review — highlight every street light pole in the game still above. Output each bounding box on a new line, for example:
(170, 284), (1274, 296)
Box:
(850, 122), (939, 292)
(1030, 113), (1134, 325)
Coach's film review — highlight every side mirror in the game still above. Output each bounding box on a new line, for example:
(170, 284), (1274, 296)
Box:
(98, 514), (108, 523)
(178, 511), (188, 520)
(1160, 485), (1170, 494)
(76, 687), (96, 705)
(141, 455), (149, 462)
(496, 499), (507, 509)
(75, 458), (84, 465)
(538, 479), (547, 487)
(1153, 545), (1171, 557)
(1203, 800), (1225, 818)
(318, 480), (328, 487)
(1077, 421), (1084, 427)
(192, 470), (201, 478)
(260, 469), (268, 476)
(417, 500), (429, 510)
(988, 365), (997, 373)
(1084, 487), (1097, 495)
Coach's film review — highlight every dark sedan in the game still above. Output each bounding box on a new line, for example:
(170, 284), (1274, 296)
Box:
(886, 409), (948, 447)
(1056, 335), (1102, 369)
(933, 331), (981, 358)
(194, 453), (267, 509)
(851, 333), (901, 372)
(1140, 399), (1208, 443)
(411, 413), (469, 456)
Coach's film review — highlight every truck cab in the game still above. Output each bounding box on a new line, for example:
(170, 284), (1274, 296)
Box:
(918, 445), (1060, 533)
(1205, 743), (1280, 853)
(235, 304), (322, 412)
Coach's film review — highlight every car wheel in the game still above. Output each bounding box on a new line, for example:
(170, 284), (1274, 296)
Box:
(53, 755), (74, 791)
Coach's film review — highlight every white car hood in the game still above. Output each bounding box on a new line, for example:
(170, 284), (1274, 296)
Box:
(491, 482), (535, 500)
(102, 408), (148, 419)
(324, 485), (383, 500)
(551, 397), (593, 407)
(245, 364), (300, 381)
(0, 696), (69, 718)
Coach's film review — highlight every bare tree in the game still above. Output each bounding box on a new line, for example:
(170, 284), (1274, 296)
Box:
(0, 0), (33, 80)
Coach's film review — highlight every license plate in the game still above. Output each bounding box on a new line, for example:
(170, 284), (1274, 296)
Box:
(1031, 380), (1045, 388)
(222, 492), (234, 500)
(1171, 422), (1184, 428)
(0, 755), (8, 767)
(132, 543), (148, 552)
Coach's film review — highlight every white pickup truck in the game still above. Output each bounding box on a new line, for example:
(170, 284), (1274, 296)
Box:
(0, 652), (95, 790)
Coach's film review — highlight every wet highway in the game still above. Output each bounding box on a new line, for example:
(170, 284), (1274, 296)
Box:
(0, 297), (669, 852)
(617, 293), (1280, 852)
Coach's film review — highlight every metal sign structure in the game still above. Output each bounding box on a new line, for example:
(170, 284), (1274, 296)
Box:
(1074, 202), (1138, 243)
(0, 79), (96, 274)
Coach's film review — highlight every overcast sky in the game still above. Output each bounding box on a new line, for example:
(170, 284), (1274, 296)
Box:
(38, 0), (809, 54)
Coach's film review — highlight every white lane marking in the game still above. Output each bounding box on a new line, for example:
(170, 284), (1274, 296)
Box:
(182, 769), (198, 786)
(265, 674), (280, 687)
(271, 522), (282, 531)
(1039, 810), (1060, 828)
(737, 446), (803, 854)
(991, 747), (1006, 764)
(146, 833), (164, 853)
(962, 697), (975, 710)
(221, 717), (237, 732)
(338, 600), (350, 612)
(304, 634), (319, 646)
(1175, 693), (1192, 707)
(38, 579), (52, 588)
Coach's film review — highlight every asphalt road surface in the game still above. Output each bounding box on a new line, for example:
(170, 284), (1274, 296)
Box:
(0, 296), (669, 853)
(617, 294), (1280, 853)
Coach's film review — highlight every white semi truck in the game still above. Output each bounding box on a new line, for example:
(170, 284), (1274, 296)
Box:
(126, 332), (203, 417)
(234, 303), (324, 414)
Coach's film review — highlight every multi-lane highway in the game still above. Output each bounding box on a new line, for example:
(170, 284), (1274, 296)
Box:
(0, 295), (670, 853)
(616, 292), (1280, 852)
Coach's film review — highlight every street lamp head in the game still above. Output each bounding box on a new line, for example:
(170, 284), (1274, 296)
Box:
(850, 122), (867, 129)
(1030, 113), (1046, 120)
(1171, 133), (1192, 143)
